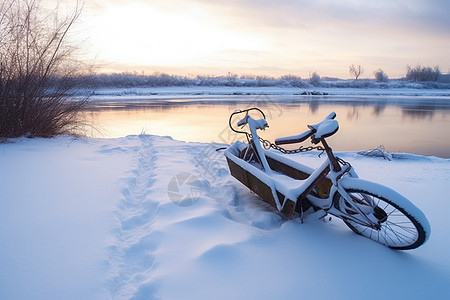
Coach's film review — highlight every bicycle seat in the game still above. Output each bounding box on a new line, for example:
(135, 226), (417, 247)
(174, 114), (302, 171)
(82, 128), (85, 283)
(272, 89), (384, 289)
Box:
(308, 113), (339, 143)
(307, 112), (335, 130)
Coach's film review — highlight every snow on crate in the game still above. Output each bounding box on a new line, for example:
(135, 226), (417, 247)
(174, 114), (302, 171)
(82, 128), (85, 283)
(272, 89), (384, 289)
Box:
(0, 135), (449, 300)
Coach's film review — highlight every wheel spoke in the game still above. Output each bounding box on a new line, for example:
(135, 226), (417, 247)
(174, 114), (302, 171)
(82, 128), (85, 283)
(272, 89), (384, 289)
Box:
(384, 222), (415, 243)
(386, 221), (417, 232)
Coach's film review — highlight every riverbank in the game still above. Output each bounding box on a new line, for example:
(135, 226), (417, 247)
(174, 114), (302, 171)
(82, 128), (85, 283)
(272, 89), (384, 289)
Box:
(80, 83), (450, 101)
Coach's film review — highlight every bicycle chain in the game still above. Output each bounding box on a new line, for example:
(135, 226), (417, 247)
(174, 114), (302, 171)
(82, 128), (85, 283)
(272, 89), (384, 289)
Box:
(258, 137), (325, 154)
(243, 132), (325, 154)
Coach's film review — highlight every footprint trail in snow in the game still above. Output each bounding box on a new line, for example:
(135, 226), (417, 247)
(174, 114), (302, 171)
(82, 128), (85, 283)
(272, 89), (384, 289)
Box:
(107, 135), (287, 300)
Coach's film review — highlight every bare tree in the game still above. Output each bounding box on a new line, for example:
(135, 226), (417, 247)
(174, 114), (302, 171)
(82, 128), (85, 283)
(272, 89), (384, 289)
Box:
(349, 64), (364, 80)
(0, 0), (88, 139)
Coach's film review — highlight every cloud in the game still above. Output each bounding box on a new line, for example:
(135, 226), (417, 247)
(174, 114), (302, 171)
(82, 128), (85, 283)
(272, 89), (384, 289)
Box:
(84, 0), (450, 77)
(87, 0), (450, 39)
(191, 0), (450, 35)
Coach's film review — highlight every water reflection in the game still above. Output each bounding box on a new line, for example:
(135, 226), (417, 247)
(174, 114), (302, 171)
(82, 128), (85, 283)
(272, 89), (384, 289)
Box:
(402, 108), (435, 120)
(372, 103), (386, 116)
(83, 95), (450, 158)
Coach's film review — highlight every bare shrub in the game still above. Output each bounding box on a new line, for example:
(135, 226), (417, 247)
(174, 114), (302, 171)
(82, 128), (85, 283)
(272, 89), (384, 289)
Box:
(0, 0), (88, 140)
(438, 73), (450, 83)
(309, 72), (321, 86)
(406, 65), (441, 82)
(280, 74), (306, 87)
(374, 69), (389, 82)
(225, 72), (238, 86)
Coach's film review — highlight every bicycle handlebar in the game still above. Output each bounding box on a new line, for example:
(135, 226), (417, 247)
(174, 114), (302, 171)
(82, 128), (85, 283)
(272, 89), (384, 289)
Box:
(229, 107), (266, 135)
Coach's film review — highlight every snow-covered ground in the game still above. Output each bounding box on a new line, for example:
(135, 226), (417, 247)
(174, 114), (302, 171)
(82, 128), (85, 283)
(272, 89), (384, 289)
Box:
(1, 134), (449, 300)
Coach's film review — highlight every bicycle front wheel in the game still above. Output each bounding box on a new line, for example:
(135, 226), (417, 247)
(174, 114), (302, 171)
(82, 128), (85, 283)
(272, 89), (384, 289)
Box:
(335, 178), (430, 250)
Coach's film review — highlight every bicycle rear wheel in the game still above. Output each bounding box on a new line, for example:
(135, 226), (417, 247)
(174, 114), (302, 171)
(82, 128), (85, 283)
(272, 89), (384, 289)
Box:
(335, 179), (430, 250)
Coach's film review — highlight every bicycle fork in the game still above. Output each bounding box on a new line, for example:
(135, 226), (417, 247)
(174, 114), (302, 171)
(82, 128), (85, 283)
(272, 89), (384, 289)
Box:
(306, 163), (380, 227)
(332, 186), (379, 224)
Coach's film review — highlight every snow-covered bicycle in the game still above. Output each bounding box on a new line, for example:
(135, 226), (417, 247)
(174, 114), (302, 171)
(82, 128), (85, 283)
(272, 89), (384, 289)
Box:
(224, 108), (430, 250)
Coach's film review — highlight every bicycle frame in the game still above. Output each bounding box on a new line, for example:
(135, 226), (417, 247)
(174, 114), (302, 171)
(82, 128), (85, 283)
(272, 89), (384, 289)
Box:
(304, 151), (380, 226)
(233, 109), (380, 225)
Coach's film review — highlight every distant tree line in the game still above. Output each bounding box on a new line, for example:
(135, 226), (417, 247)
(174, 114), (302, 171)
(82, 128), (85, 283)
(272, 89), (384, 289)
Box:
(82, 72), (309, 88)
(78, 65), (448, 89)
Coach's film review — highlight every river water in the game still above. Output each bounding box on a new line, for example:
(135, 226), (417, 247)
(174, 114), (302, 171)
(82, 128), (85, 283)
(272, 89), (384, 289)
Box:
(84, 95), (450, 158)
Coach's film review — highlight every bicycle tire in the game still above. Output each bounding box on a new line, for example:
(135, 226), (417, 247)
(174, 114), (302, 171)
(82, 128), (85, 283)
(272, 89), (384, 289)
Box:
(335, 178), (430, 250)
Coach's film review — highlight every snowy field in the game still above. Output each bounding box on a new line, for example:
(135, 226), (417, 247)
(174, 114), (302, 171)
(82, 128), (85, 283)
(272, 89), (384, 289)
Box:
(1, 134), (449, 300)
